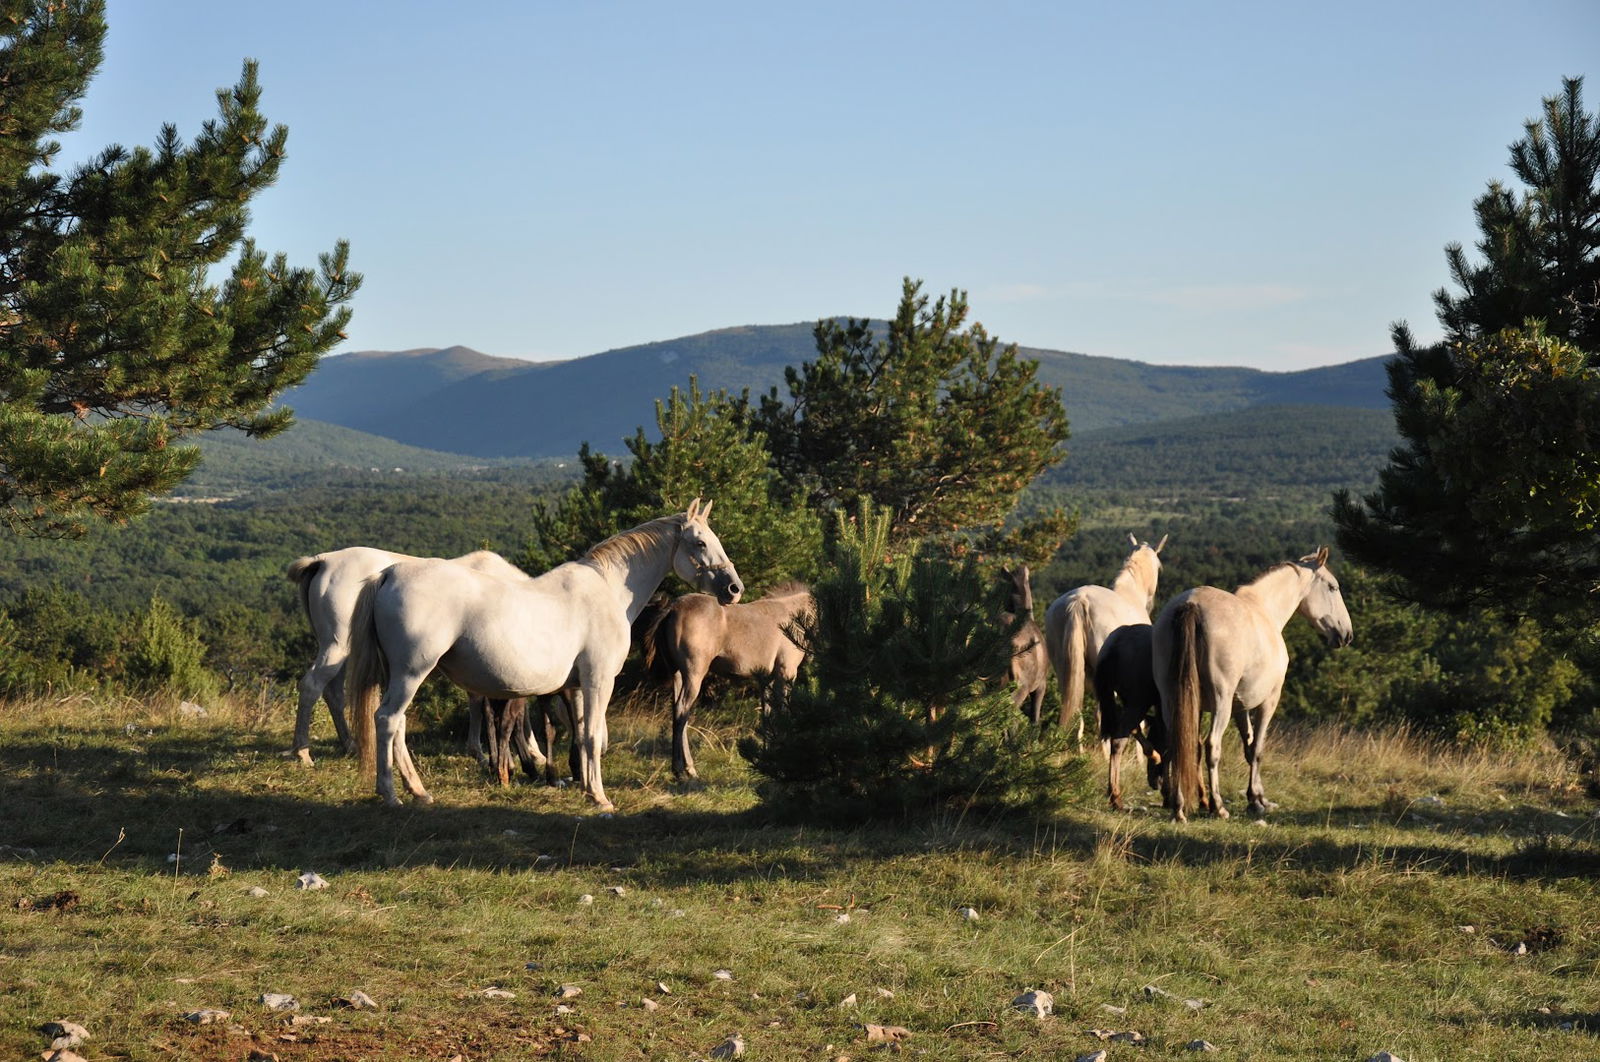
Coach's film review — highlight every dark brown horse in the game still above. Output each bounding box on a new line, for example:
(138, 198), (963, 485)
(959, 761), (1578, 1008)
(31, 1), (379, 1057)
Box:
(1092, 623), (1165, 810)
(1000, 565), (1049, 726)
(641, 582), (813, 780)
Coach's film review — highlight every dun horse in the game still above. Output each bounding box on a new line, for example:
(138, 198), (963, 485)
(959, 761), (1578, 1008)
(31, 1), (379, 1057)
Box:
(1000, 565), (1049, 726)
(347, 500), (742, 810)
(284, 547), (529, 765)
(641, 581), (813, 780)
(1154, 547), (1353, 822)
(1092, 623), (1165, 810)
(1043, 533), (1166, 748)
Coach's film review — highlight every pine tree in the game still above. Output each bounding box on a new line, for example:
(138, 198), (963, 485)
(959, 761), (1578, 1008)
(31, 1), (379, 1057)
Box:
(1333, 78), (1600, 629)
(524, 377), (822, 590)
(756, 278), (1071, 551)
(0, 1), (360, 535)
(740, 499), (1077, 822)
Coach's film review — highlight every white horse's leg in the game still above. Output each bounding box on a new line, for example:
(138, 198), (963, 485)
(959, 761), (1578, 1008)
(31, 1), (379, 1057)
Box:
(291, 653), (344, 765)
(1243, 690), (1282, 818)
(1203, 691), (1233, 819)
(574, 677), (616, 811)
(391, 707), (433, 804)
(322, 669), (355, 755)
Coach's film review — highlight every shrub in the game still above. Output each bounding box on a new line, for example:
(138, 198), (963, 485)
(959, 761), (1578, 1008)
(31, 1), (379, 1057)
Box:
(124, 596), (217, 702)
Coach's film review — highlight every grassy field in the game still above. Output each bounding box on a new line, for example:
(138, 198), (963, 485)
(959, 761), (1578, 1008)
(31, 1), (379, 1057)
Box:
(2, 693), (1597, 1061)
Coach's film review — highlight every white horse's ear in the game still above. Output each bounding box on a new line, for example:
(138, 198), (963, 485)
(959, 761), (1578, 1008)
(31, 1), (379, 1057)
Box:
(1155, 534), (1168, 553)
(686, 497), (703, 522)
(1128, 532), (1138, 547)
(699, 498), (713, 522)
(1315, 545), (1329, 568)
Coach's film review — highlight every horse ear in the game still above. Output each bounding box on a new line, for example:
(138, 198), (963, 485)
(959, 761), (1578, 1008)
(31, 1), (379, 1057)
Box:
(1315, 545), (1329, 568)
(1128, 532), (1138, 548)
(685, 497), (702, 522)
(700, 498), (713, 522)
(1155, 534), (1168, 554)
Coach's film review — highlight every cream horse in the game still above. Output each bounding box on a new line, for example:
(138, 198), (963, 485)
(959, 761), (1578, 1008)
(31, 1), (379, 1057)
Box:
(347, 500), (742, 810)
(284, 547), (529, 765)
(1154, 548), (1353, 823)
(1043, 534), (1166, 748)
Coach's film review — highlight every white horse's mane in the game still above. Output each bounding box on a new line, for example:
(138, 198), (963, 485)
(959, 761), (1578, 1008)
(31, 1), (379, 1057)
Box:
(582, 514), (683, 569)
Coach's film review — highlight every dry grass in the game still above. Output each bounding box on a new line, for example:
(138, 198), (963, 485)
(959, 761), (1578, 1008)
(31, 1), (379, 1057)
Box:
(1, 692), (1597, 1061)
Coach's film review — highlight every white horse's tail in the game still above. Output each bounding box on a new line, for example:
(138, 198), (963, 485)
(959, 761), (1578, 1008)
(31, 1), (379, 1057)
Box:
(1167, 601), (1203, 817)
(285, 555), (323, 622)
(1057, 597), (1092, 735)
(345, 572), (389, 781)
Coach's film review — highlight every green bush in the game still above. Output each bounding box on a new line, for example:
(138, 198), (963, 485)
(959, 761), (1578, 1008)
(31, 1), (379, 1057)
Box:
(124, 596), (217, 702)
(741, 500), (1080, 823)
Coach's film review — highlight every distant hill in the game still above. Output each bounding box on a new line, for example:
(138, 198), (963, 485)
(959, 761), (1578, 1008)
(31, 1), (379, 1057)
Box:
(277, 325), (1392, 459)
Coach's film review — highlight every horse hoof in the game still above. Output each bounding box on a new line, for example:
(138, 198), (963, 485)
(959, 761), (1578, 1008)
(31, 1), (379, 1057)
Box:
(284, 749), (315, 767)
(382, 796), (403, 809)
(414, 793), (435, 806)
(1214, 806), (1230, 820)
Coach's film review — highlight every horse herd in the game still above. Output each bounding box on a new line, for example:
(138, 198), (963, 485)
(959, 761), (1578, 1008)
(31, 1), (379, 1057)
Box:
(284, 502), (1354, 823)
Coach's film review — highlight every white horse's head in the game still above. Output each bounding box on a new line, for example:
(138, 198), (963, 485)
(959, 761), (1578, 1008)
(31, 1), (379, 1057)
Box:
(674, 498), (743, 605)
(1125, 532), (1168, 612)
(1296, 547), (1353, 648)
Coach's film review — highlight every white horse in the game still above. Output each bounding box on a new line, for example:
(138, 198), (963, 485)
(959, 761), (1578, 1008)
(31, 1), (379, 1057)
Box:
(1153, 547), (1354, 823)
(284, 546), (529, 765)
(1043, 533), (1166, 748)
(346, 500), (742, 810)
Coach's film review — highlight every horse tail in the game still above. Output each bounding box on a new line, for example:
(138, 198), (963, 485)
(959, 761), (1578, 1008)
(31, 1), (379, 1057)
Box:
(284, 556), (323, 622)
(1168, 601), (1203, 814)
(345, 571), (389, 781)
(640, 603), (678, 684)
(1057, 597), (1092, 732)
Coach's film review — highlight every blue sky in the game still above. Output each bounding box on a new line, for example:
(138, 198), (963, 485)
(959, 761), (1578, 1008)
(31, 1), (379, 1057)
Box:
(59, 1), (1598, 370)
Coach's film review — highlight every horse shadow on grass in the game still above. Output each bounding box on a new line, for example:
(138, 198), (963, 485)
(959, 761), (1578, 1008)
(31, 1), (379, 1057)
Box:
(1, 725), (1597, 888)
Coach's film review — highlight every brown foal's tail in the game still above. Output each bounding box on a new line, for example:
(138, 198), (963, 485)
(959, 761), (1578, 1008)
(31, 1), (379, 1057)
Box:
(640, 604), (678, 684)
(345, 572), (388, 782)
(1167, 601), (1202, 816)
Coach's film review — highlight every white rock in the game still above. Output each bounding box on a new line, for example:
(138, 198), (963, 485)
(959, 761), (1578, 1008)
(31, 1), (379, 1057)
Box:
(533, 854), (556, 866)
(286, 1014), (331, 1027)
(183, 1009), (231, 1024)
(957, 905), (980, 921)
(1184, 997), (1207, 1010)
(178, 700), (208, 718)
(641, 997), (660, 1012)
(834, 912), (851, 924)
(1111, 1030), (1147, 1043)
(1186, 1039), (1218, 1051)
(1075, 1052), (1108, 1062)
(481, 987), (515, 999)
(577, 894), (594, 905)
(709, 1032), (746, 1058)
(259, 993), (298, 1011)
(554, 1003), (575, 1015)
(295, 871), (329, 890)
(554, 984), (582, 999)
(1367, 1053), (1405, 1062)
(838, 993), (858, 1008)
(337, 991), (377, 1010)
(1142, 983), (1175, 1000)
(1099, 1003), (1126, 1016)
(1509, 941), (1529, 955)
(874, 987), (894, 999)
(40, 1020), (90, 1049)
(607, 885), (627, 896)
(1012, 988), (1053, 1017)
(713, 969), (734, 980)
(245, 886), (270, 898)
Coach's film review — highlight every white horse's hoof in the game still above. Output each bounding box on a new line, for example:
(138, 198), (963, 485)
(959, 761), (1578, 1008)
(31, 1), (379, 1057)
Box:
(1214, 806), (1230, 820)
(284, 749), (315, 767)
(414, 793), (435, 806)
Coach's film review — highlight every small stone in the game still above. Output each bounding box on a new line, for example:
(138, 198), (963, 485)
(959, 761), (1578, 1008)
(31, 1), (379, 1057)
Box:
(1184, 997), (1207, 1010)
(333, 991), (377, 1010)
(183, 1009), (231, 1025)
(1457, 925), (1476, 934)
(285, 1015), (331, 1027)
(481, 987), (515, 999)
(45, 1050), (90, 1062)
(834, 912), (851, 924)
(259, 993), (299, 1012)
(1012, 988), (1053, 1017)
(1186, 1041), (1218, 1052)
(502, 829), (520, 836)
(862, 1024), (911, 1042)
(957, 906), (980, 921)
(577, 893), (594, 905)
(713, 969), (734, 981)
(874, 987), (894, 999)
(246, 886), (270, 898)
(709, 1032), (746, 1058)
(656, 981), (672, 994)
(554, 984), (583, 999)
(1099, 1004), (1126, 1016)
(1367, 1054), (1406, 1062)
(1142, 983), (1175, 1000)
(1416, 795), (1444, 806)
(607, 885), (626, 896)
(838, 993), (858, 1008)
(1509, 941), (1529, 955)
(295, 871), (329, 891)
(640, 997), (660, 1012)
(533, 853), (556, 866)
(554, 1004), (575, 1015)
(1111, 1030), (1147, 1044)
(1076, 1052), (1108, 1062)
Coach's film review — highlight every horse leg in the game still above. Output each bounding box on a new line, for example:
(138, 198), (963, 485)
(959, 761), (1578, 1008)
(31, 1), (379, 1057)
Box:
(1202, 694), (1232, 819)
(1243, 691), (1282, 818)
(512, 697), (549, 780)
(573, 679), (616, 811)
(323, 670), (356, 756)
(466, 695), (489, 767)
(672, 670), (704, 781)
(486, 698), (513, 788)
(1106, 735), (1129, 810)
(290, 654), (343, 765)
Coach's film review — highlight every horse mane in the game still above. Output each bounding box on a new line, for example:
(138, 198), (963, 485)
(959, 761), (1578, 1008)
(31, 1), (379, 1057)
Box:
(1112, 544), (1160, 596)
(582, 514), (683, 569)
(762, 580), (811, 599)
